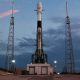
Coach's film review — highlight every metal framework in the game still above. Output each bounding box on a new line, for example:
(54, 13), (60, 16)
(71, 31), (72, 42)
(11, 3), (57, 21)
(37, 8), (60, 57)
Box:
(6, 1), (15, 72)
(65, 0), (75, 73)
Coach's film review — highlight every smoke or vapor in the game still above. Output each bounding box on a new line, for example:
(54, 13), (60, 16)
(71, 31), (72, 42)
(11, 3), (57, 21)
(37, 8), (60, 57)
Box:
(0, 9), (19, 18)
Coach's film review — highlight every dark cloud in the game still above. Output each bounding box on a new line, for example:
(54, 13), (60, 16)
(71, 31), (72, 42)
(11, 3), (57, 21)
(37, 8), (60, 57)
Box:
(0, 42), (7, 51)
(18, 37), (36, 48)
(0, 42), (7, 55)
(49, 16), (80, 25)
(49, 16), (64, 23)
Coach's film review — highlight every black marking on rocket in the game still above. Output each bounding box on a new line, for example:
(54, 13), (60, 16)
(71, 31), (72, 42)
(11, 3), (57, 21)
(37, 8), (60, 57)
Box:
(37, 21), (42, 28)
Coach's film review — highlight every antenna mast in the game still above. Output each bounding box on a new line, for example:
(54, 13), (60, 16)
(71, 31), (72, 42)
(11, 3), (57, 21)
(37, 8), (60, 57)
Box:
(66, 0), (69, 16)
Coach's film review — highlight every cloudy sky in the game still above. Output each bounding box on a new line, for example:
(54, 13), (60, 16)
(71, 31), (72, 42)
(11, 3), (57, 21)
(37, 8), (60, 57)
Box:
(0, 0), (80, 72)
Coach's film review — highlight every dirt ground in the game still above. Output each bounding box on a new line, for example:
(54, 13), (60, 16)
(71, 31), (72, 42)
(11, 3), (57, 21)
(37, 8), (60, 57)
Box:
(0, 74), (80, 80)
(54, 74), (80, 80)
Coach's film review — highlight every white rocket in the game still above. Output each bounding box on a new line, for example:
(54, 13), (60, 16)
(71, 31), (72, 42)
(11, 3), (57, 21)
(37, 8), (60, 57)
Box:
(37, 0), (43, 50)
(32, 0), (47, 63)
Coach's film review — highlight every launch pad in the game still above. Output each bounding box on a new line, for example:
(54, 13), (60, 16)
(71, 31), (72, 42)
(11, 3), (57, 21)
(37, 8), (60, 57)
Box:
(27, 64), (53, 75)
(26, 0), (53, 75)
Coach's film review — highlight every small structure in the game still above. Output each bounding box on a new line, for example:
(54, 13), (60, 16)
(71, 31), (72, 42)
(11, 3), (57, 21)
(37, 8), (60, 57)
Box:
(27, 64), (53, 75)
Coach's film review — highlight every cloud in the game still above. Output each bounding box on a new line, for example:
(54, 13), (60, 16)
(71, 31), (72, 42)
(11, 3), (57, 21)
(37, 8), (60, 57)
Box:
(18, 37), (36, 48)
(0, 9), (19, 18)
(49, 16), (64, 23)
(49, 16), (80, 27)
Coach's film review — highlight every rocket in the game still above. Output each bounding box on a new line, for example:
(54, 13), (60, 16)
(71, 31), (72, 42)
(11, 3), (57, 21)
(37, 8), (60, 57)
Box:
(32, 0), (47, 63)
(37, 0), (43, 52)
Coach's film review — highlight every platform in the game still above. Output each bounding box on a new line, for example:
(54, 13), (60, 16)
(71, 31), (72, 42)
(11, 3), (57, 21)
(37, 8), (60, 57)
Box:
(26, 63), (53, 75)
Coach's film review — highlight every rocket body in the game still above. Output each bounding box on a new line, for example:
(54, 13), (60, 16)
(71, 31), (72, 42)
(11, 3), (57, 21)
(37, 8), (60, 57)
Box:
(37, 1), (42, 51)
(32, 0), (47, 63)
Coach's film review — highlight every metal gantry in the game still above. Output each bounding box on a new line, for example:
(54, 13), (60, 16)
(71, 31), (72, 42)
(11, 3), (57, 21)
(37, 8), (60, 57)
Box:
(6, 0), (15, 72)
(65, 0), (75, 73)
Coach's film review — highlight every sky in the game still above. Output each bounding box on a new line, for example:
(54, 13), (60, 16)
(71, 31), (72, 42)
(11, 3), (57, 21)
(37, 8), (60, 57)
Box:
(0, 0), (80, 72)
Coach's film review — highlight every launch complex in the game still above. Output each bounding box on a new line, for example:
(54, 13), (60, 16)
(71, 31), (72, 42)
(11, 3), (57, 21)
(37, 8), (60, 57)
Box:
(4, 0), (75, 76)
(26, 0), (53, 75)
(0, 0), (79, 79)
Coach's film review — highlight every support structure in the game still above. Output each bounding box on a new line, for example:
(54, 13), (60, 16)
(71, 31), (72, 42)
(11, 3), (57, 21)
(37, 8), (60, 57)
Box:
(65, 0), (75, 73)
(32, 0), (47, 64)
(6, 0), (15, 72)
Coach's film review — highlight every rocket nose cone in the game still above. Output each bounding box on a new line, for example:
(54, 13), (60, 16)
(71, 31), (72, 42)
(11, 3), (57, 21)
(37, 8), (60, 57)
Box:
(37, 1), (42, 6)
(37, 1), (42, 12)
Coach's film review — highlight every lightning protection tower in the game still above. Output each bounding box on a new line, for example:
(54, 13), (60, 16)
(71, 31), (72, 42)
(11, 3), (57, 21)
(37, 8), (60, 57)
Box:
(6, 0), (15, 72)
(65, 0), (75, 73)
